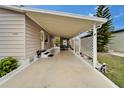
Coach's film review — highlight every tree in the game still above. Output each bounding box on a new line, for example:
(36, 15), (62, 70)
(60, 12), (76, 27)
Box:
(95, 5), (114, 52)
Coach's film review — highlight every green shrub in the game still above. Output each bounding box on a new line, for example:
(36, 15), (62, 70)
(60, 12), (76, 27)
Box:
(0, 70), (7, 77)
(0, 57), (18, 77)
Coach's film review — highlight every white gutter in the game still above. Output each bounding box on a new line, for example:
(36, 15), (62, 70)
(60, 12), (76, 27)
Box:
(72, 32), (90, 40)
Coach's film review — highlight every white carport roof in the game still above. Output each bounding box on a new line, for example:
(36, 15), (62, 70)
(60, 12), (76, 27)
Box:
(0, 5), (107, 38)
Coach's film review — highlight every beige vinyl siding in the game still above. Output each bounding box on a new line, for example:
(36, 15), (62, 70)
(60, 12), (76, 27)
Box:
(25, 16), (41, 59)
(108, 32), (124, 53)
(0, 8), (25, 60)
(44, 37), (53, 49)
(44, 42), (51, 49)
(49, 36), (54, 48)
(43, 32), (53, 50)
(70, 40), (74, 49)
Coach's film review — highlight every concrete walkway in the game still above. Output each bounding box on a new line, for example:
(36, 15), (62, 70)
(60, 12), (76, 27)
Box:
(109, 51), (124, 57)
(0, 51), (116, 88)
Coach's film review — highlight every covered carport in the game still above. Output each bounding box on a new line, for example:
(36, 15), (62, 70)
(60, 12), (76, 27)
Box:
(0, 6), (107, 67)
(23, 7), (107, 68)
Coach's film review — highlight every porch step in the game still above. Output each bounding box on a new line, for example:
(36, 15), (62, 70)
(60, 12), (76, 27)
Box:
(41, 48), (54, 58)
(41, 50), (46, 52)
(44, 52), (49, 55)
(48, 54), (54, 57)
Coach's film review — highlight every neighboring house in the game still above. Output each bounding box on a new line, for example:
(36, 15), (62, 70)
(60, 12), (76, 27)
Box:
(108, 29), (124, 53)
(0, 5), (107, 68)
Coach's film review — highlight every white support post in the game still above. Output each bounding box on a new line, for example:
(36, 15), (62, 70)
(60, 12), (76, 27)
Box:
(40, 30), (45, 50)
(93, 24), (97, 68)
(74, 39), (76, 53)
(79, 38), (81, 55)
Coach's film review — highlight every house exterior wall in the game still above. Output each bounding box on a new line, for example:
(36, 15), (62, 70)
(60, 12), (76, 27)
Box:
(44, 32), (54, 50)
(47, 35), (54, 48)
(71, 40), (74, 48)
(0, 8), (25, 60)
(0, 8), (54, 61)
(108, 32), (124, 53)
(25, 16), (41, 60)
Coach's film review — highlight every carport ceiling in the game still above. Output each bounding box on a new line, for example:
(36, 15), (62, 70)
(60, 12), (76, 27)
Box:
(26, 11), (107, 38)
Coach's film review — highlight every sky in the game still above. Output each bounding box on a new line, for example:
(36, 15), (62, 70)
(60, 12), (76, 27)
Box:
(27, 5), (124, 30)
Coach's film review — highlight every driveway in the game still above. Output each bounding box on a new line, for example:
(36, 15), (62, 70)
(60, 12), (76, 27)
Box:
(0, 51), (116, 88)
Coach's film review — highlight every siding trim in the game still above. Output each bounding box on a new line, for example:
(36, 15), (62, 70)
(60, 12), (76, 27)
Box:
(24, 15), (26, 59)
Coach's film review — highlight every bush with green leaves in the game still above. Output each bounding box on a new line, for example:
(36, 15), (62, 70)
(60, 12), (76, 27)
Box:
(0, 57), (18, 77)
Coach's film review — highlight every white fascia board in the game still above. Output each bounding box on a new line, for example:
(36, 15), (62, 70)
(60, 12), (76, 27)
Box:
(0, 5), (25, 13)
(25, 8), (107, 23)
(0, 5), (107, 23)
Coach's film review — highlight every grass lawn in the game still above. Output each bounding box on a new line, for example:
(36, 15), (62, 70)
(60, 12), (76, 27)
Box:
(98, 53), (124, 88)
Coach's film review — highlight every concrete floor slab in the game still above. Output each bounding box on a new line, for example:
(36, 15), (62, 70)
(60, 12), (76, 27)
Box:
(0, 51), (116, 88)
